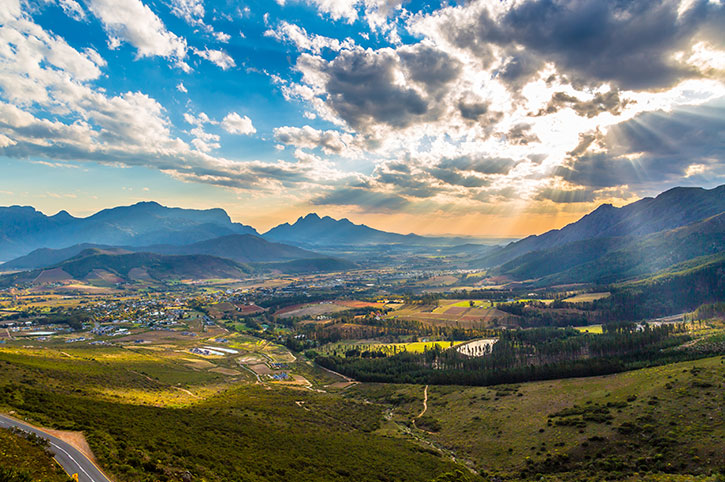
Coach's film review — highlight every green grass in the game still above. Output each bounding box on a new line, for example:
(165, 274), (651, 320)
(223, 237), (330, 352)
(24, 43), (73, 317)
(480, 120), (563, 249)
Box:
(0, 344), (469, 481)
(0, 427), (72, 481)
(347, 356), (725, 480)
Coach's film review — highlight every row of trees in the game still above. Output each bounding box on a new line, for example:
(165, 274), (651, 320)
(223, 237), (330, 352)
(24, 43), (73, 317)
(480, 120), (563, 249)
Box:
(313, 323), (706, 386)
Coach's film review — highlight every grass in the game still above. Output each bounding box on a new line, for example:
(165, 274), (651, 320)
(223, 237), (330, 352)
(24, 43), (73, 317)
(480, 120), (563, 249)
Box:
(0, 427), (72, 481)
(0, 348), (466, 482)
(347, 355), (725, 480)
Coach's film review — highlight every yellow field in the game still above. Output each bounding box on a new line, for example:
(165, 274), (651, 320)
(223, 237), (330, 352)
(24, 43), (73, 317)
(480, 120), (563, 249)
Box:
(369, 340), (464, 353)
(573, 324), (604, 334)
(563, 292), (611, 302)
(449, 300), (492, 308)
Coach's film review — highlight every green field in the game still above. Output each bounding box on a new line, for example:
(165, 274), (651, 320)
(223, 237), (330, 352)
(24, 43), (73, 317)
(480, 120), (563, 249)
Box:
(348, 356), (725, 480)
(0, 343), (468, 481)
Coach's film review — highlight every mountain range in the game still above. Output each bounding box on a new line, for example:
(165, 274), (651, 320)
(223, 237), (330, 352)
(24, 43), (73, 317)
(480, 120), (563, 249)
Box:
(263, 213), (456, 247)
(0, 201), (257, 261)
(479, 185), (725, 285)
(0, 184), (722, 286)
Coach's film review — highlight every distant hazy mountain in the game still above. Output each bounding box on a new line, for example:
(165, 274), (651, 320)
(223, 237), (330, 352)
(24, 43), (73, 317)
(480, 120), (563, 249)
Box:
(1, 249), (252, 286)
(476, 185), (725, 268)
(0, 201), (258, 261)
(1, 234), (356, 275)
(145, 234), (321, 263)
(263, 213), (471, 248)
(1, 244), (129, 270)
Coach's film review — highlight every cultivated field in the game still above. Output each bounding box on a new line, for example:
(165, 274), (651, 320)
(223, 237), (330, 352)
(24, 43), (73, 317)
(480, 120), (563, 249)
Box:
(275, 300), (378, 319)
(388, 299), (509, 328)
(563, 292), (611, 303)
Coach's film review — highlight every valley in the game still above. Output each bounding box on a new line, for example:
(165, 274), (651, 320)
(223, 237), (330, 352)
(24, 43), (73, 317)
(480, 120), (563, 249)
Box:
(0, 185), (723, 481)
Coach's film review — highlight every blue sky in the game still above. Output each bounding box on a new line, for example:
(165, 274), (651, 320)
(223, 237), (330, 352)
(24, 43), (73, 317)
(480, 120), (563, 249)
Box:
(0, 0), (723, 235)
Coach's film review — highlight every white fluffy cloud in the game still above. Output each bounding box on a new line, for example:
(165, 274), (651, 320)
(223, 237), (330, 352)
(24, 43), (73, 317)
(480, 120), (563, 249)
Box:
(264, 21), (355, 54)
(274, 125), (357, 155)
(87, 0), (188, 69)
(192, 47), (235, 70)
(0, 4), (349, 192)
(222, 113), (256, 135)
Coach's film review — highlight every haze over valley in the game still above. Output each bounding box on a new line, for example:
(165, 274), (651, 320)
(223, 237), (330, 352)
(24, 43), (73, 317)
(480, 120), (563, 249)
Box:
(0, 0), (724, 481)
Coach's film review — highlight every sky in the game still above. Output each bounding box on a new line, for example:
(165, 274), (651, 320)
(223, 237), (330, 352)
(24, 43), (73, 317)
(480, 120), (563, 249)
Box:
(0, 0), (723, 237)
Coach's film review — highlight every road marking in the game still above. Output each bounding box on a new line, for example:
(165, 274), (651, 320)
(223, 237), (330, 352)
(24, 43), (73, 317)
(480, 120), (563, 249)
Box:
(50, 442), (97, 482)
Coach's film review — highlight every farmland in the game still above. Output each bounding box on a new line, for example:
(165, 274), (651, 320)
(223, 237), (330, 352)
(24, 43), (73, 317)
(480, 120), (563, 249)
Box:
(563, 292), (611, 303)
(1, 265), (724, 481)
(387, 299), (509, 328)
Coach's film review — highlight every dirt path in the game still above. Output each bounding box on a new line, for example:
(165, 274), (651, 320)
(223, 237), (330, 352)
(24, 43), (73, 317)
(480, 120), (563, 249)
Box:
(416, 385), (429, 418)
(171, 386), (198, 398)
(317, 364), (358, 389)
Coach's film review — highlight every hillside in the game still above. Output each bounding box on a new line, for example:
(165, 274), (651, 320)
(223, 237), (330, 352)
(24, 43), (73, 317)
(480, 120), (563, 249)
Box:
(1, 244), (130, 271)
(0, 201), (258, 261)
(1, 249), (252, 286)
(148, 234), (323, 263)
(476, 185), (725, 268)
(1, 235), (353, 275)
(494, 212), (725, 285)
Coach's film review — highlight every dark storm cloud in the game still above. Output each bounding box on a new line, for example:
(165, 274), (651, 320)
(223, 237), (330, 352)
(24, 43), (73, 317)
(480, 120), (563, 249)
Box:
(457, 99), (489, 120)
(557, 101), (725, 188)
(441, 0), (724, 90)
(398, 44), (462, 92)
(301, 48), (429, 130)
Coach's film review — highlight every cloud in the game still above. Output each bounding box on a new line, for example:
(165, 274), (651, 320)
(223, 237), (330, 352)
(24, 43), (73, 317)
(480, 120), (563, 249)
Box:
(193, 47), (235, 69)
(557, 101), (725, 188)
(311, 187), (410, 212)
(168, 0), (232, 43)
(537, 90), (632, 118)
(87, 0), (188, 68)
(286, 0), (403, 34)
(535, 187), (596, 204)
(296, 47), (437, 130)
(47, 0), (86, 20)
(412, 0), (724, 90)
(168, 0), (205, 26)
(176, 82), (188, 93)
(265, 21), (355, 54)
(0, 6), (351, 193)
(222, 113), (256, 135)
(273, 125), (355, 155)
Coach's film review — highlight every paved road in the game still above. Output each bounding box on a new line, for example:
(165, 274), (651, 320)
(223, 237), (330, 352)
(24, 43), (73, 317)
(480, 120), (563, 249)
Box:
(0, 414), (111, 482)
